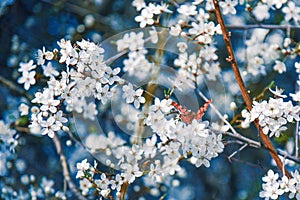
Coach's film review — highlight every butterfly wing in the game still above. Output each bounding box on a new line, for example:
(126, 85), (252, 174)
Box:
(171, 101), (194, 124)
(171, 99), (212, 124)
(195, 99), (212, 121)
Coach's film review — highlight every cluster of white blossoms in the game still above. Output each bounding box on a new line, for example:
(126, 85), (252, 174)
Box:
(145, 98), (224, 167)
(242, 96), (300, 137)
(15, 26), (225, 197)
(253, 0), (300, 23)
(242, 29), (282, 76)
(132, 0), (172, 28)
(132, 0), (229, 83)
(116, 31), (156, 81)
(74, 97), (224, 197)
(21, 38), (138, 138)
(174, 41), (221, 82)
(13, 0), (300, 199)
(260, 169), (300, 200)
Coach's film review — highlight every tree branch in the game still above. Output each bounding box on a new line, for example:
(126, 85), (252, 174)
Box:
(52, 133), (87, 200)
(212, 0), (291, 178)
(0, 75), (32, 100)
(226, 24), (300, 30)
(198, 90), (300, 164)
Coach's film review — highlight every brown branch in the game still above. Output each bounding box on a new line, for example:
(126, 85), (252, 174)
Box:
(52, 133), (87, 200)
(0, 75), (32, 100)
(212, 0), (291, 178)
(199, 90), (300, 164)
(119, 182), (129, 200)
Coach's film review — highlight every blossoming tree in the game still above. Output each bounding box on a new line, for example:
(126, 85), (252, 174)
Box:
(1, 0), (300, 199)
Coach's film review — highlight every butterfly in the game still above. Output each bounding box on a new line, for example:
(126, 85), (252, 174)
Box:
(171, 99), (212, 124)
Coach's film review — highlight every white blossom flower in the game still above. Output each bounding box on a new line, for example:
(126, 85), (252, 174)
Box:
(120, 163), (143, 183)
(199, 45), (218, 61)
(161, 141), (181, 160)
(42, 62), (59, 77)
(268, 0), (287, 9)
(135, 8), (154, 28)
(219, 0), (238, 15)
(143, 134), (157, 158)
(169, 24), (182, 36)
(110, 174), (123, 191)
(190, 120), (209, 137)
(162, 156), (181, 175)
(37, 47), (54, 65)
(148, 162), (163, 182)
(19, 103), (29, 116)
(189, 22), (204, 36)
(157, 2), (172, 13)
(103, 67), (120, 85)
(40, 116), (60, 138)
(132, 0), (146, 11)
(290, 91), (300, 102)
(282, 1), (300, 23)
(147, 3), (163, 15)
(269, 86), (287, 98)
(116, 32), (144, 51)
(18, 60), (36, 72)
(177, 42), (188, 53)
(18, 70), (36, 90)
(145, 109), (167, 133)
(122, 84), (145, 108)
(79, 178), (92, 196)
(0, 120), (16, 142)
(150, 98), (173, 113)
(149, 27), (158, 43)
(293, 62), (300, 74)
(76, 159), (90, 179)
(259, 169), (285, 199)
(253, 4), (270, 21)
(40, 96), (60, 114)
(190, 155), (210, 168)
(83, 102), (98, 120)
(243, 98), (300, 137)
(95, 84), (112, 104)
(37, 47), (47, 65)
(95, 173), (110, 190)
(40, 177), (55, 194)
(57, 39), (78, 66)
(53, 110), (69, 131)
(177, 4), (197, 16)
(196, 8), (209, 22)
(273, 60), (286, 74)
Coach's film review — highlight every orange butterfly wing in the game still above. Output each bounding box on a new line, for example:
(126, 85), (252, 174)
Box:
(195, 99), (212, 121)
(171, 99), (212, 124)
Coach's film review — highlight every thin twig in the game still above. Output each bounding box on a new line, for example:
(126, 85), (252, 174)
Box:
(224, 131), (300, 164)
(198, 91), (238, 135)
(52, 133), (87, 200)
(227, 24), (300, 30)
(198, 91), (300, 164)
(228, 143), (248, 161)
(212, 0), (291, 178)
(0, 75), (32, 100)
